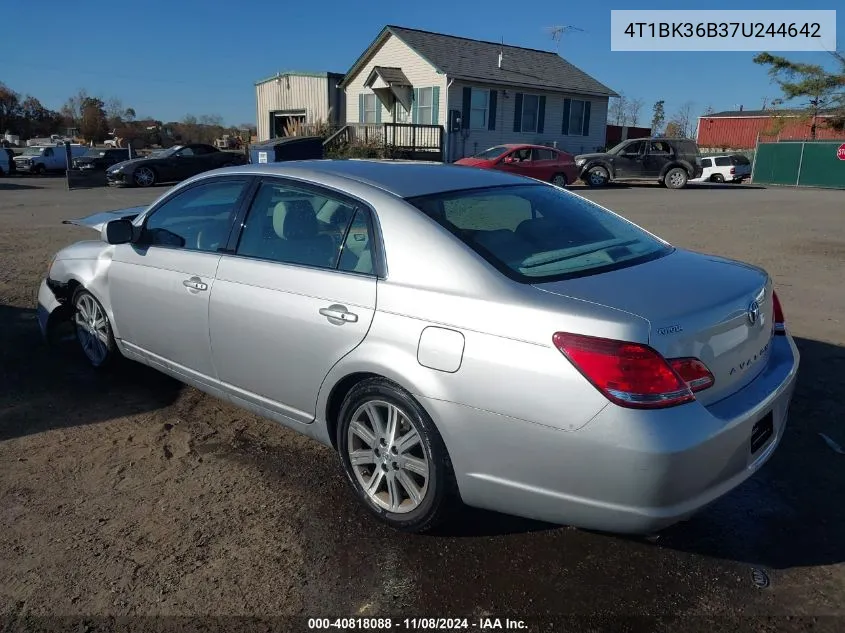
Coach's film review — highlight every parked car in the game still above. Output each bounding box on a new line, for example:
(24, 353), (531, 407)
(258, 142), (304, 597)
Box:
(105, 143), (247, 187)
(73, 148), (138, 172)
(575, 138), (704, 189)
(38, 161), (799, 535)
(0, 148), (15, 175)
(454, 144), (578, 187)
(13, 144), (89, 174)
(694, 154), (752, 184)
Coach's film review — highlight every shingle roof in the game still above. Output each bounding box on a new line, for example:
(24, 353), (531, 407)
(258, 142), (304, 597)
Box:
(367, 66), (412, 86)
(342, 25), (617, 97)
(704, 108), (840, 118)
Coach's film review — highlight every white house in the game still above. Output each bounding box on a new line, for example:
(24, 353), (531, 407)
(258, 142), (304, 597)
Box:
(339, 25), (618, 162)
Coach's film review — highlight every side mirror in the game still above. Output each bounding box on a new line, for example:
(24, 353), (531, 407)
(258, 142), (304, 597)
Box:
(102, 218), (134, 245)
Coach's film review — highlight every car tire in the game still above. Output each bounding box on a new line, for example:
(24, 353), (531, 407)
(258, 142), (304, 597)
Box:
(710, 173), (725, 183)
(664, 167), (689, 189)
(551, 172), (568, 187)
(336, 377), (458, 533)
(71, 288), (118, 369)
(133, 166), (156, 187)
(33, 164), (45, 176)
(585, 165), (610, 187)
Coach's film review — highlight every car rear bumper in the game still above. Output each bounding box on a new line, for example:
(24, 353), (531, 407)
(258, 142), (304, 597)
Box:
(424, 333), (799, 534)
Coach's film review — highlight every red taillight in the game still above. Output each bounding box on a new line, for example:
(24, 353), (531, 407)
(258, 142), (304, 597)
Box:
(772, 290), (786, 335)
(730, 167), (736, 174)
(552, 333), (701, 409)
(668, 358), (715, 392)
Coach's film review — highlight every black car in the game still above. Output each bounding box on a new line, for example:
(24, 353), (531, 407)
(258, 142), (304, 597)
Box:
(72, 148), (137, 171)
(106, 143), (247, 188)
(575, 138), (704, 190)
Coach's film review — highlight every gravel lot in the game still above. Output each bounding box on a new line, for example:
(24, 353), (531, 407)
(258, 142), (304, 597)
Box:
(1, 175), (844, 630)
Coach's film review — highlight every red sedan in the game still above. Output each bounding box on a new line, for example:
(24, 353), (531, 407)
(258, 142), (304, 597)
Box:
(454, 144), (579, 187)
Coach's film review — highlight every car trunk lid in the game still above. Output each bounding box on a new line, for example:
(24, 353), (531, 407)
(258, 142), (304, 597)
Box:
(534, 249), (774, 406)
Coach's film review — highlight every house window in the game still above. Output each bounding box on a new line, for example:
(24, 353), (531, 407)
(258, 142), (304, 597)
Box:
(395, 103), (411, 123)
(521, 94), (540, 133)
(417, 87), (433, 125)
(470, 89), (489, 129)
(568, 100), (585, 136)
(363, 93), (378, 124)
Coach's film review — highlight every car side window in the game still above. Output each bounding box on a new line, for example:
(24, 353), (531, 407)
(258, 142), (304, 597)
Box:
(44, 148), (54, 157)
(338, 209), (376, 275)
(649, 141), (670, 155)
(177, 147), (195, 157)
(714, 157), (731, 167)
(532, 148), (555, 161)
(142, 179), (248, 252)
(623, 141), (644, 156)
(702, 158), (712, 168)
(236, 181), (357, 270)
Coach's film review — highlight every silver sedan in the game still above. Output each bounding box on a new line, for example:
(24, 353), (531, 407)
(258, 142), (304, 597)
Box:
(37, 160), (800, 534)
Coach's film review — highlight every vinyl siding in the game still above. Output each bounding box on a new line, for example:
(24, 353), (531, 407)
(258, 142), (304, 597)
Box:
(256, 74), (334, 141)
(344, 33), (447, 125)
(446, 80), (608, 160)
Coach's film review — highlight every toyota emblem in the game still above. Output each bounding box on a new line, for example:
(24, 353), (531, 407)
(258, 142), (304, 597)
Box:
(747, 300), (761, 326)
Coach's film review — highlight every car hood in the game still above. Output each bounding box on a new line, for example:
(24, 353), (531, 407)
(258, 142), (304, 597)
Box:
(62, 205), (147, 232)
(574, 152), (609, 162)
(108, 157), (149, 171)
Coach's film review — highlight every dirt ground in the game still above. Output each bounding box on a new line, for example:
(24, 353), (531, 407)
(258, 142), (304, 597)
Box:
(1, 176), (844, 631)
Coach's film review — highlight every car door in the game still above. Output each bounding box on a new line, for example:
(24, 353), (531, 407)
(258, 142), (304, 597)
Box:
(496, 148), (534, 178)
(170, 146), (201, 180)
(613, 140), (646, 178)
(529, 147), (558, 181)
(643, 140), (671, 178)
(108, 176), (254, 385)
(208, 177), (378, 426)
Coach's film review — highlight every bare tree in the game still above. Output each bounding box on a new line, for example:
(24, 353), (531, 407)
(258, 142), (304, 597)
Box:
(670, 101), (695, 138)
(626, 98), (645, 127)
(608, 93), (628, 126)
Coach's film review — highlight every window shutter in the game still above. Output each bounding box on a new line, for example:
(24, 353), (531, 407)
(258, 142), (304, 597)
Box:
(537, 96), (546, 134)
(582, 101), (591, 136)
(432, 86), (440, 125)
(513, 93), (523, 132)
(487, 89), (497, 130)
(359, 94), (364, 123)
(412, 88), (420, 124)
(562, 98), (571, 134)
(376, 99), (382, 124)
(461, 86), (471, 129)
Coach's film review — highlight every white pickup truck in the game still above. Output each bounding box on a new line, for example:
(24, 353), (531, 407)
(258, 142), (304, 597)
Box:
(13, 144), (89, 174)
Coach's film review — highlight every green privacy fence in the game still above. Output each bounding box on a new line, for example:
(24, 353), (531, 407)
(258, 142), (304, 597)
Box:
(752, 141), (845, 189)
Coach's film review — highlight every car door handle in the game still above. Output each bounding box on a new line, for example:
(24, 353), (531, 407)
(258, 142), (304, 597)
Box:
(183, 277), (208, 291)
(319, 305), (358, 323)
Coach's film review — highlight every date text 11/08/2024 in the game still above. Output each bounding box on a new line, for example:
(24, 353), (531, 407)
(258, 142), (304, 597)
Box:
(307, 617), (528, 630)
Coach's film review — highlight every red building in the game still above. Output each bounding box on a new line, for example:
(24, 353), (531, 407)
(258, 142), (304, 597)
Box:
(697, 109), (845, 150)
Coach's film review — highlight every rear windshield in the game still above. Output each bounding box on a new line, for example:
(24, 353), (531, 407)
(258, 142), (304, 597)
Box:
(407, 184), (672, 283)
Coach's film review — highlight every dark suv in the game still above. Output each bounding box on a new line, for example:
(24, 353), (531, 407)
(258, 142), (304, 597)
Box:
(575, 138), (704, 189)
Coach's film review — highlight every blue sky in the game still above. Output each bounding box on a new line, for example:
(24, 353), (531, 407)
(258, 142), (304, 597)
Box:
(1, 1), (841, 127)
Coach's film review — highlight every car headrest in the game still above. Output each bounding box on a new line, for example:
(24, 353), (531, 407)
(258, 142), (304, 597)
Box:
(282, 199), (318, 239)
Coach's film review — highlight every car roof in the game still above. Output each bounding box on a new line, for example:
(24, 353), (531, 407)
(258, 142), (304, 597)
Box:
(226, 159), (534, 198)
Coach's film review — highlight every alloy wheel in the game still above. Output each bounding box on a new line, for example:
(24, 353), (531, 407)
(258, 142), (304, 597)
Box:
(346, 400), (430, 514)
(73, 293), (110, 366)
(134, 167), (155, 187)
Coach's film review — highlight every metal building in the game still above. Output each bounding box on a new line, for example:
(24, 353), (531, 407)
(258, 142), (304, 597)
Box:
(255, 71), (345, 141)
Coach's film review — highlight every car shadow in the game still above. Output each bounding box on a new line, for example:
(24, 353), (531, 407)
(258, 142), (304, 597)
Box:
(0, 304), (182, 442)
(572, 181), (766, 191)
(0, 181), (44, 191)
